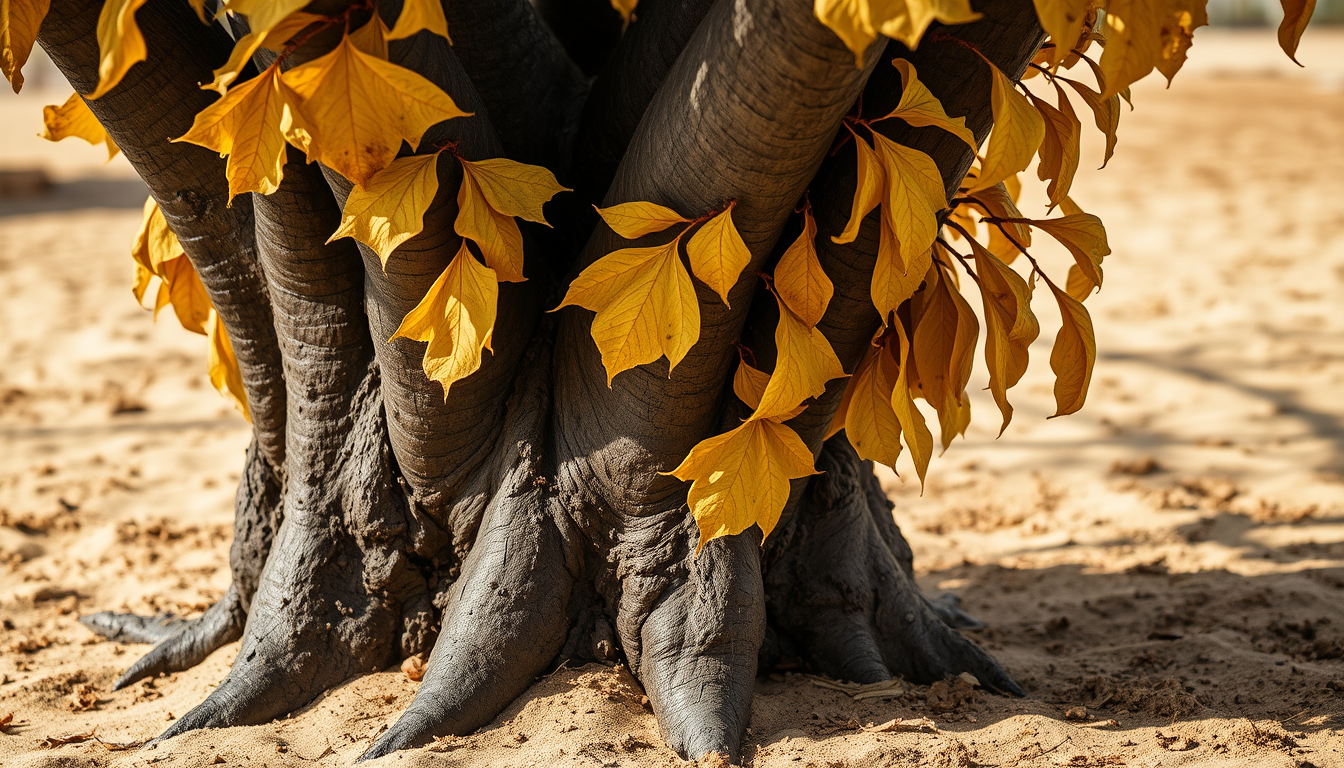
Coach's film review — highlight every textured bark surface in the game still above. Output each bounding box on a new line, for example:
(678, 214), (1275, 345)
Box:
(53, 0), (1050, 762)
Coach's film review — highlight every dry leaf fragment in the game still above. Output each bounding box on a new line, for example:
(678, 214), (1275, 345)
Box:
(882, 60), (977, 150)
(67, 683), (100, 712)
(42, 728), (97, 747)
(391, 244), (499, 399)
(686, 204), (752, 306)
(40, 92), (119, 160)
(331, 152), (442, 266)
(862, 716), (938, 732)
(772, 208), (832, 328)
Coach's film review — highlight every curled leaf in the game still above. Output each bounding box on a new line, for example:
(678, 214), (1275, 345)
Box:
(1046, 278), (1095, 416)
(882, 59), (977, 149)
(2, 0), (49, 91)
(41, 92), (119, 160)
(833, 127), (887, 245)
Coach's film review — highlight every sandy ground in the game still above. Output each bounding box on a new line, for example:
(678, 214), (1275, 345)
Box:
(2, 29), (1343, 768)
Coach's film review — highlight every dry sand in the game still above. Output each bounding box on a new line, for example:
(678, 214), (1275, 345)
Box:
(2, 29), (1342, 768)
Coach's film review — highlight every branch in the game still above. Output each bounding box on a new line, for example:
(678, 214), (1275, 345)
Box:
(38, 0), (288, 471)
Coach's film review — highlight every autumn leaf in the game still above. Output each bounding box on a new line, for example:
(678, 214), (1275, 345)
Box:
(1032, 0), (1091, 68)
(842, 342), (904, 470)
(453, 157), (568, 282)
(872, 221), (932, 322)
(880, 60), (977, 150)
(1, 0), (49, 92)
(1097, 0), (1167, 99)
(969, 238), (1039, 434)
(89, 0), (148, 99)
(175, 63), (292, 200)
(1065, 263), (1095, 301)
(331, 151), (442, 266)
(611, 0), (638, 23)
(686, 203), (752, 306)
(349, 12), (390, 59)
(1155, 0), (1208, 83)
(1046, 278), (1095, 417)
(912, 264), (978, 451)
(733, 358), (770, 410)
(1277, 0), (1316, 65)
(1061, 77), (1119, 168)
(669, 418), (816, 551)
(815, 0), (979, 64)
(751, 293), (845, 422)
(459, 157), (568, 226)
(205, 11), (322, 95)
(596, 201), (688, 240)
(160, 255), (212, 336)
(870, 132), (946, 273)
(131, 197), (182, 279)
(965, 183), (1030, 263)
(1032, 84), (1081, 208)
(224, 0), (311, 40)
(207, 309), (251, 421)
(388, 0), (451, 42)
(391, 243), (499, 398)
(557, 237), (700, 383)
(1031, 213), (1109, 292)
(878, 0), (980, 52)
(967, 63), (1044, 193)
(772, 208), (832, 328)
(281, 33), (469, 186)
(888, 319), (933, 485)
(41, 92), (119, 160)
(833, 127), (886, 245)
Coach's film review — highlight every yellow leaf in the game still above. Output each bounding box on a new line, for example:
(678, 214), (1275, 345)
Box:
(205, 12), (322, 95)
(966, 182), (1030, 263)
(881, 60), (977, 150)
(1277, 0), (1315, 65)
(160, 255), (212, 336)
(686, 204), (752, 306)
(388, 0), (451, 42)
(888, 319), (933, 485)
(1031, 213), (1109, 292)
(669, 418), (816, 551)
(596, 201), (689, 240)
(752, 293), (845, 422)
(391, 243), (499, 399)
(967, 63), (1044, 193)
(1065, 263), (1095, 301)
(281, 33), (469, 186)
(833, 127), (886, 245)
(556, 238), (700, 384)
(912, 264), (978, 451)
(815, 0), (978, 65)
(1, 0), (49, 92)
(349, 12), (390, 59)
(733, 358), (770, 411)
(132, 196), (183, 277)
(1155, 0), (1207, 83)
(872, 221), (932, 322)
(40, 92), (119, 160)
(843, 343), (904, 470)
(175, 63), (291, 200)
(1032, 0), (1091, 68)
(1098, 0), (1164, 100)
(1032, 84), (1081, 208)
(459, 157), (568, 226)
(331, 151), (442, 267)
(612, 0), (638, 22)
(969, 239), (1039, 434)
(224, 0), (310, 40)
(207, 309), (251, 422)
(878, 0), (981, 50)
(870, 132), (946, 273)
(88, 0), (149, 99)
(1062, 77), (1119, 168)
(1046, 278), (1095, 417)
(455, 166), (525, 283)
(773, 208), (833, 328)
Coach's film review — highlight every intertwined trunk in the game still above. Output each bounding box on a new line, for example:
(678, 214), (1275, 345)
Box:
(45, 0), (1043, 761)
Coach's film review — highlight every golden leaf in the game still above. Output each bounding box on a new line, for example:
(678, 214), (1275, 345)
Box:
(1031, 213), (1109, 292)
(669, 418), (816, 551)
(844, 343), (904, 470)
(1060, 78), (1119, 169)
(773, 208), (833, 328)
(596, 201), (689, 240)
(752, 293), (845, 422)
(458, 157), (568, 226)
(207, 309), (251, 422)
(205, 12), (322, 95)
(349, 12), (390, 59)
(1032, 0), (1091, 68)
(132, 197), (183, 277)
(40, 92), (119, 160)
(611, 0), (638, 23)
(160, 255), (212, 336)
(175, 63), (292, 200)
(1277, 0), (1316, 65)
(391, 243), (499, 398)
(872, 222), (932, 322)
(888, 319), (932, 485)
(1155, 0), (1207, 83)
(881, 59), (977, 150)
(833, 127), (887, 245)
(870, 132), (946, 273)
(388, 0), (451, 42)
(912, 264), (978, 451)
(1065, 263), (1095, 301)
(331, 151), (442, 266)
(1032, 84), (1081, 208)
(89, 0), (149, 99)
(966, 183), (1030, 263)
(281, 33), (469, 186)
(733, 359), (771, 411)
(455, 165), (525, 283)
(969, 238), (1038, 434)
(557, 238), (700, 384)
(1, 0), (49, 92)
(224, 0), (311, 40)
(1046, 278), (1095, 417)
(1098, 0), (1164, 99)
(967, 63), (1044, 193)
(686, 204), (752, 306)
(815, 0), (979, 64)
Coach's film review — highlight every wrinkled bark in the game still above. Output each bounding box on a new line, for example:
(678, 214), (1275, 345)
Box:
(54, 0), (1050, 763)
